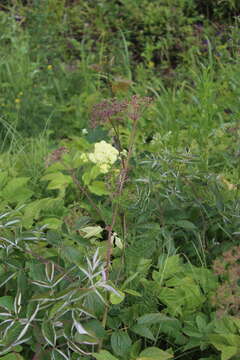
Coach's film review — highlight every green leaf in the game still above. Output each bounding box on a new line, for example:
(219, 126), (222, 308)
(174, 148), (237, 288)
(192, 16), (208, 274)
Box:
(174, 220), (196, 230)
(93, 350), (119, 360)
(0, 296), (14, 312)
(51, 349), (68, 360)
(137, 347), (173, 360)
(80, 226), (103, 239)
(41, 320), (56, 347)
(88, 181), (109, 196)
(82, 166), (101, 185)
(40, 217), (62, 229)
(3, 323), (24, 347)
(41, 172), (72, 190)
(137, 313), (172, 325)
(0, 353), (24, 360)
(61, 246), (81, 265)
(84, 320), (107, 339)
(130, 340), (142, 359)
(110, 290), (125, 305)
(49, 300), (67, 320)
(155, 255), (183, 282)
(111, 330), (132, 357)
(0, 272), (16, 289)
(1, 177), (33, 203)
(124, 289), (142, 297)
(131, 324), (155, 341)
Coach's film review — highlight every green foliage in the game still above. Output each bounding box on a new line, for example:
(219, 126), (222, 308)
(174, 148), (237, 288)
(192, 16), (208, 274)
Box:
(1, 0), (240, 359)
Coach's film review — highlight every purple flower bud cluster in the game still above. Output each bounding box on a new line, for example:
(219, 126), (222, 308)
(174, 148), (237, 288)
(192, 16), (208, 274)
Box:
(45, 146), (68, 167)
(90, 95), (152, 128)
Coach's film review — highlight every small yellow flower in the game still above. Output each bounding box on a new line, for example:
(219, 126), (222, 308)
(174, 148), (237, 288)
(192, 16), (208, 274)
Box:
(15, 98), (21, 104)
(47, 65), (53, 70)
(148, 61), (154, 69)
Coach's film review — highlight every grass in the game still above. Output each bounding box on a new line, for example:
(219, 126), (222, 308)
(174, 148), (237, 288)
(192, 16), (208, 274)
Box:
(0, 1), (240, 359)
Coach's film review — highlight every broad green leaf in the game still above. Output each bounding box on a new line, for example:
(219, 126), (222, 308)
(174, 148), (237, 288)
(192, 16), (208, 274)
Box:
(130, 340), (142, 359)
(40, 217), (62, 229)
(1, 177), (33, 203)
(124, 289), (142, 297)
(41, 172), (72, 190)
(137, 347), (173, 360)
(174, 220), (196, 230)
(82, 166), (101, 185)
(49, 300), (67, 319)
(155, 255), (183, 282)
(110, 290), (125, 304)
(88, 181), (109, 196)
(0, 272), (16, 289)
(0, 296), (14, 312)
(51, 349), (68, 360)
(75, 333), (98, 345)
(3, 323), (24, 347)
(84, 320), (107, 339)
(80, 226), (103, 239)
(137, 313), (172, 325)
(41, 320), (56, 347)
(46, 230), (62, 246)
(211, 344), (238, 360)
(111, 330), (132, 357)
(93, 350), (119, 360)
(0, 353), (24, 360)
(61, 246), (81, 265)
(23, 198), (64, 227)
(131, 324), (155, 341)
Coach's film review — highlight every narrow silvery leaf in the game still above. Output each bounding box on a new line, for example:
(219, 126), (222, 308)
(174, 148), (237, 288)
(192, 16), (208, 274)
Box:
(99, 284), (121, 296)
(67, 340), (92, 355)
(74, 320), (90, 335)
(0, 272), (16, 288)
(32, 280), (53, 288)
(14, 292), (22, 315)
(4, 219), (21, 226)
(93, 248), (99, 267)
(45, 262), (55, 283)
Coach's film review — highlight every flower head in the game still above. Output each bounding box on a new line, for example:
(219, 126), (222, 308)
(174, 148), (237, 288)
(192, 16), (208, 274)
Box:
(88, 141), (119, 173)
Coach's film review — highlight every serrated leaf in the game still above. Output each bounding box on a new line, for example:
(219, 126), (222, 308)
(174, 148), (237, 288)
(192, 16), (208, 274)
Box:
(131, 324), (155, 341)
(137, 346), (173, 360)
(41, 172), (72, 190)
(61, 246), (81, 265)
(93, 350), (119, 360)
(88, 181), (109, 196)
(111, 330), (132, 357)
(41, 218), (62, 230)
(137, 313), (172, 325)
(80, 226), (103, 239)
(1, 177), (33, 203)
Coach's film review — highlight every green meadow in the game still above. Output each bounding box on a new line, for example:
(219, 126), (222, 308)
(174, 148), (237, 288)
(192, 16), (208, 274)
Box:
(0, 1), (240, 359)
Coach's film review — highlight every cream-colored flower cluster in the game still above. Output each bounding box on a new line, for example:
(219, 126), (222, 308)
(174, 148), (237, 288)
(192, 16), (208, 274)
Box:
(84, 140), (119, 173)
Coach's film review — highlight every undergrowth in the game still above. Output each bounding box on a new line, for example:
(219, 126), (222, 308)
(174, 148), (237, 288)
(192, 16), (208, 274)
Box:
(0, 1), (240, 359)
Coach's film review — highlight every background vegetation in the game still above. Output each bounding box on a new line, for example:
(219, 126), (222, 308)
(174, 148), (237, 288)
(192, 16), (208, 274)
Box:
(0, 1), (240, 359)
